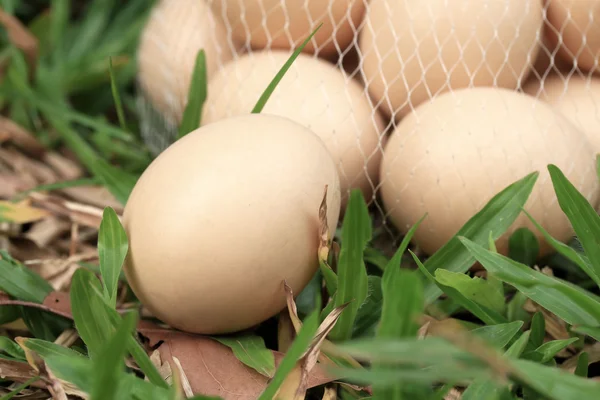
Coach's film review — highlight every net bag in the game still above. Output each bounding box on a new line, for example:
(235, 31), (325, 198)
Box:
(135, 0), (600, 258)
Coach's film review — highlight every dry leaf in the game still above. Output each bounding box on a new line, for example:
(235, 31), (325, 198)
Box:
(24, 217), (71, 248)
(27, 192), (111, 229)
(0, 116), (46, 158)
(138, 327), (335, 400)
(0, 200), (50, 224)
(277, 310), (295, 353)
(0, 147), (58, 185)
(0, 357), (44, 388)
(42, 152), (83, 181)
(0, 9), (38, 80)
(318, 185), (330, 263)
(60, 186), (123, 214)
(322, 386), (337, 400)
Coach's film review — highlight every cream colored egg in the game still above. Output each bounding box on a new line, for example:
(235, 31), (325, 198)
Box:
(523, 73), (600, 154)
(203, 50), (386, 207)
(208, 0), (368, 57)
(379, 87), (600, 257)
(122, 114), (342, 335)
(545, 0), (600, 74)
(359, 0), (543, 121)
(137, 0), (240, 124)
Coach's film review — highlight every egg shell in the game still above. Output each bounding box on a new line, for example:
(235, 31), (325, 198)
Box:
(359, 0), (543, 121)
(137, 0), (241, 124)
(207, 0), (368, 57)
(379, 86), (600, 257)
(202, 50), (387, 207)
(523, 73), (600, 154)
(122, 114), (342, 335)
(545, 0), (600, 74)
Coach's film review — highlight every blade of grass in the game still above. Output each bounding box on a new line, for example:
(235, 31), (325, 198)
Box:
(422, 172), (538, 304)
(547, 164), (600, 287)
(470, 321), (524, 350)
(90, 310), (138, 400)
(329, 190), (371, 341)
(251, 23), (323, 113)
(178, 49), (207, 138)
(98, 206), (128, 307)
(459, 237), (600, 326)
(257, 309), (319, 400)
(522, 209), (596, 286)
(373, 268), (424, 400)
(0, 376), (40, 400)
(108, 56), (127, 132)
(575, 352), (588, 377)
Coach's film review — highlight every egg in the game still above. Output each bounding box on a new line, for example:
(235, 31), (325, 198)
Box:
(545, 0), (600, 73)
(379, 87), (600, 257)
(523, 73), (600, 154)
(137, 0), (240, 125)
(122, 114), (342, 334)
(202, 50), (386, 207)
(358, 0), (544, 121)
(207, 0), (368, 57)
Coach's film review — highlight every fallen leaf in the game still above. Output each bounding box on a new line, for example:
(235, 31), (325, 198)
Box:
(0, 200), (50, 224)
(0, 9), (38, 80)
(0, 148), (58, 186)
(138, 327), (335, 400)
(318, 185), (330, 262)
(42, 152), (83, 181)
(4, 292), (338, 399)
(27, 192), (110, 229)
(322, 386), (337, 400)
(59, 186), (123, 214)
(0, 357), (43, 388)
(0, 116), (46, 158)
(24, 217), (71, 248)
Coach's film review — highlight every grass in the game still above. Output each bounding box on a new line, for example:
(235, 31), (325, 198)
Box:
(1, 1), (600, 399)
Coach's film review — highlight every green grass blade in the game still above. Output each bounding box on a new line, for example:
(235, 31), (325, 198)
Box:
(505, 330), (531, 359)
(257, 310), (319, 400)
(523, 338), (579, 363)
(19, 337), (87, 360)
(522, 209), (597, 286)
(330, 190), (371, 341)
(178, 49), (207, 139)
(547, 164), (600, 287)
(353, 275), (383, 338)
(374, 268), (424, 400)
(66, 0), (117, 62)
(69, 268), (114, 358)
(91, 158), (138, 206)
(470, 321), (524, 350)
(251, 24), (322, 113)
(49, 0), (71, 61)
(422, 172), (538, 304)
(0, 337), (26, 360)
(98, 207), (128, 307)
(459, 237), (600, 326)
(528, 312), (545, 350)
(90, 310), (138, 400)
(575, 352), (588, 377)
(434, 269), (505, 315)
(212, 334), (275, 378)
(511, 358), (600, 400)
(108, 56), (127, 132)
(413, 252), (507, 325)
(508, 228), (539, 266)
(0, 258), (53, 303)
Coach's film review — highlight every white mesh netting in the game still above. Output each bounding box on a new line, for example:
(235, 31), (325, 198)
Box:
(135, 0), (600, 257)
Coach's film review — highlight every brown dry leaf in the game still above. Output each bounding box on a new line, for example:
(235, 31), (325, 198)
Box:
(27, 192), (111, 229)
(0, 116), (46, 158)
(24, 217), (71, 248)
(561, 342), (600, 372)
(283, 282), (362, 370)
(0, 199), (50, 224)
(0, 147), (58, 185)
(318, 184), (330, 263)
(0, 357), (44, 388)
(42, 152), (83, 181)
(0, 172), (30, 198)
(277, 310), (295, 353)
(59, 185), (123, 214)
(0, 9), (38, 79)
(138, 326), (335, 400)
(445, 388), (462, 400)
(322, 386), (337, 400)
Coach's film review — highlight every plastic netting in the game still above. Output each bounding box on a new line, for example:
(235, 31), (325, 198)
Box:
(135, 0), (600, 257)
